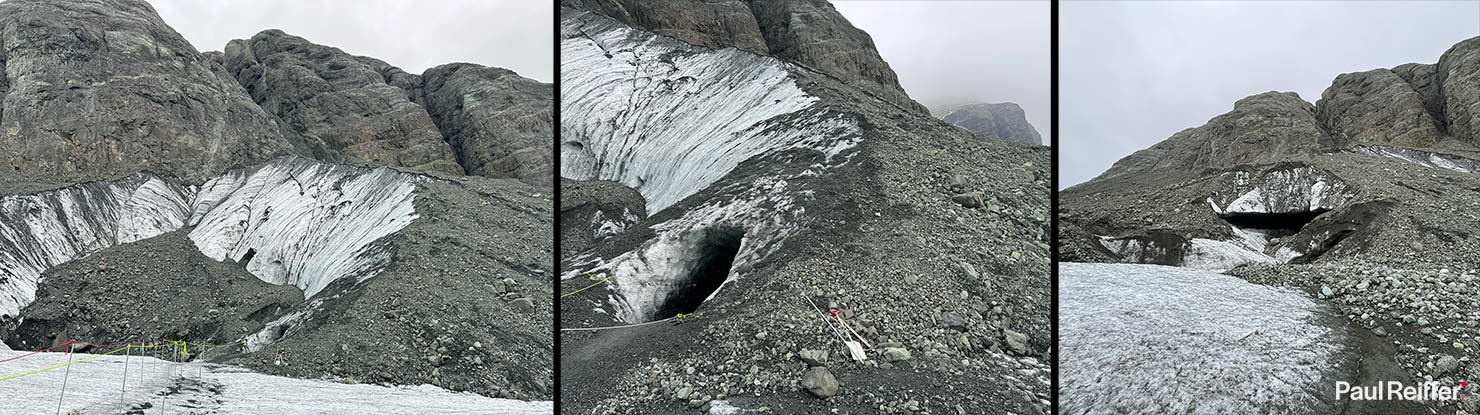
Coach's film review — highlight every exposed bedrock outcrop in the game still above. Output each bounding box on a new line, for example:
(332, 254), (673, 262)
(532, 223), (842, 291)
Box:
(223, 30), (463, 175)
(938, 102), (1043, 145)
(419, 63), (554, 188)
(563, 0), (928, 114)
(0, 0), (297, 183)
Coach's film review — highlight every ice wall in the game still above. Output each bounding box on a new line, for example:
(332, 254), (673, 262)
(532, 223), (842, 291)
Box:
(0, 158), (421, 318)
(559, 12), (859, 214)
(187, 158), (420, 298)
(0, 176), (192, 318)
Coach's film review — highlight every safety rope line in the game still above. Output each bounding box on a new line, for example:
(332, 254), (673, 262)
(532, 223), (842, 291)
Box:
(558, 312), (697, 332)
(0, 340), (77, 364)
(0, 343), (132, 381)
(0, 337), (235, 381)
(560, 274), (613, 298)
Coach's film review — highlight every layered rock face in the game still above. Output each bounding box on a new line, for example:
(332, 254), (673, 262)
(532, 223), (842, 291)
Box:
(1065, 37), (1480, 269)
(564, 0), (927, 114)
(223, 30), (463, 175)
(0, 0), (553, 401)
(939, 102), (1043, 145)
(222, 30), (554, 187)
(561, 5), (1050, 414)
(420, 63), (554, 187)
(0, 0), (296, 183)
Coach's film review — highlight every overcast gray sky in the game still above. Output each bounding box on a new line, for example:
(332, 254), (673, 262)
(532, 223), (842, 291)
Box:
(150, 0), (553, 82)
(1061, 0), (1480, 188)
(835, 0), (1051, 142)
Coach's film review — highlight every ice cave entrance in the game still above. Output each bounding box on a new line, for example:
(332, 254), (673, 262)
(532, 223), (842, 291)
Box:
(1220, 209), (1330, 237)
(240, 248), (258, 265)
(650, 227), (745, 322)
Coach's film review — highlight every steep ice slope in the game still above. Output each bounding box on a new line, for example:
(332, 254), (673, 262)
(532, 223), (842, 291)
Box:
(560, 12), (860, 214)
(1059, 263), (1350, 414)
(187, 158), (420, 298)
(0, 176), (191, 318)
(0, 158), (421, 319)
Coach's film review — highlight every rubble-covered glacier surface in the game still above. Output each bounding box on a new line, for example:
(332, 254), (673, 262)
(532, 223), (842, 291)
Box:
(1059, 262), (1348, 414)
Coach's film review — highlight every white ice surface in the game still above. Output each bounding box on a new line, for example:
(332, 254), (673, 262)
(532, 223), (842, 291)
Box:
(559, 12), (859, 214)
(1360, 145), (1479, 174)
(1059, 263), (1345, 414)
(0, 350), (551, 414)
(1, 157), (422, 320)
(187, 158), (419, 298)
(0, 176), (192, 318)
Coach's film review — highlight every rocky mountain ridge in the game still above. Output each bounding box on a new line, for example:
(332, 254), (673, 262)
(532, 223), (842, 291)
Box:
(936, 102), (1043, 145)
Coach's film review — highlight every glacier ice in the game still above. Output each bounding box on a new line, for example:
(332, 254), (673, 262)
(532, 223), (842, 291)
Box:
(0, 349), (552, 414)
(0, 157), (421, 318)
(0, 176), (193, 318)
(559, 11), (860, 214)
(559, 11), (865, 323)
(1059, 262), (1348, 414)
(186, 158), (419, 298)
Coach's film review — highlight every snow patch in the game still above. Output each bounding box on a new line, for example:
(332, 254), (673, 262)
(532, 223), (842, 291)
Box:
(0, 350), (551, 414)
(1060, 263), (1347, 413)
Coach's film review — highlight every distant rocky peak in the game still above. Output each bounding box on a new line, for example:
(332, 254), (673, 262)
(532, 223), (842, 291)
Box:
(937, 102), (1043, 146)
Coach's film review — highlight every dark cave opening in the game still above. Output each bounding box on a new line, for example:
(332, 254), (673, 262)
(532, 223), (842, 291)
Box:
(650, 227), (745, 322)
(239, 248), (257, 265)
(1220, 209), (1330, 236)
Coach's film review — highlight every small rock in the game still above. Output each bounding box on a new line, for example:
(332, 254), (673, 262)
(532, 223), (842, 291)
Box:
(1004, 329), (1031, 355)
(1434, 355), (1460, 376)
(882, 347), (912, 362)
(1372, 326), (1389, 337)
(939, 313), (967, 332)
(950, 193), (982, 208)
(509, 297), (535, 312)
(800, 367), (839, 398)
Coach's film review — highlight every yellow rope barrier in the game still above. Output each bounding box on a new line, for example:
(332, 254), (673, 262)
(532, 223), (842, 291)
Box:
(0, 344), (132, 382)
(561, 274), (613, 298)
